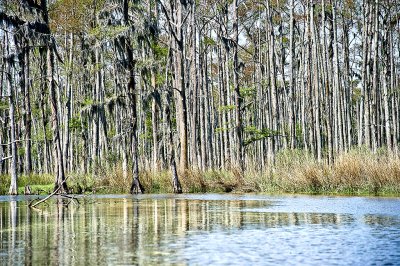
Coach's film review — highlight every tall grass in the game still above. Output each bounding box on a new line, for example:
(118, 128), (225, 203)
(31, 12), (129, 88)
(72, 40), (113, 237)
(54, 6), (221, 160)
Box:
(1, 149), (399, 195)
(261, 148), (400, 195)
(0, 174), (54, 195)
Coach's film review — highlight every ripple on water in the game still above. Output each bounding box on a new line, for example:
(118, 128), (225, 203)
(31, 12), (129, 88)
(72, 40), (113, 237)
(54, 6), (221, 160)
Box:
(0, 194), (399, 265)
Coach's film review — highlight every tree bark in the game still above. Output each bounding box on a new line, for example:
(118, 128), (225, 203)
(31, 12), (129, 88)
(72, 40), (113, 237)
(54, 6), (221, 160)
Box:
(6, 45), (18, 195)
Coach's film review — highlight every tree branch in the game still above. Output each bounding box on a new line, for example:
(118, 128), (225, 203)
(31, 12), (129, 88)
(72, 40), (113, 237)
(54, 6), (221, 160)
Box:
(1, 156), (12, 162)
(157, 0), (181, 44)
(29, 176), (70, 208)
(0, 139), (32, 146)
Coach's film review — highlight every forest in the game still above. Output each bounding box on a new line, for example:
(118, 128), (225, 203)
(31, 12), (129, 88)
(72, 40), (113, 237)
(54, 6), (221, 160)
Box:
(0, 0), (399, 195)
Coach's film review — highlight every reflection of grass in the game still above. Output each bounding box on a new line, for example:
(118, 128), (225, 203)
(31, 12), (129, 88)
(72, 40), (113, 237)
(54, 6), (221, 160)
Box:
(1, 149), (400, 196)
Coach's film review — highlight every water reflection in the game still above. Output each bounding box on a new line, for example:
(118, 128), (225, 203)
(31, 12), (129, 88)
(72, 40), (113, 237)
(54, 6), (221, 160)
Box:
(364, 214), (400, 227)
(0, 195), (399, 265)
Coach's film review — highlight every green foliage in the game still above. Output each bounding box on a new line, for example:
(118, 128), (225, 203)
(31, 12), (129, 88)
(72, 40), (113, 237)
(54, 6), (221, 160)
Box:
(18, 147), (25, 157)
(108, 127), (116, 139)
(32, 46), (40, 57)
(352, 88), (362, 103)
(32, 103), (41, 117)
(61, 59), (74, 73)
(203, 36), (216, 46)
(33, 128), (45, 142)
(106, 151), (119, 166)
(260, 78), (270, 87)
(218, 105), (236, 113)
(155, 73), (166, 86)
(151, 42), (169, 60)
(140, 116), (153, 141)
(45, 124), (53, 140)
(244, 126), (275, 146)
(240, 86), (256, 98)
(89, 25), (129, 41)
(295, 123), (303, 146)
(82, 98), (94, 107)
(269, 0), (288, 8)
(139, 132), (152, 140)
(69, 174), (95, 194)
(0, 100), (9, 111)
(215, 127), (231, 133)
(310, 3), (335, 19)
(69, 116), (82, 131)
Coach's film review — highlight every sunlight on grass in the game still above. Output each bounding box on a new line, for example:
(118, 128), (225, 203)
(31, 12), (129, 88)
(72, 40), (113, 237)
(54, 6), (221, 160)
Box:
(1, 149), (400, 196)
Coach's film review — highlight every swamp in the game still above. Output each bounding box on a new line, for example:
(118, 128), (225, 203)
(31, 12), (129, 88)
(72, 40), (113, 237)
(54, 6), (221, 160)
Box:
(1, 194), (400, 265)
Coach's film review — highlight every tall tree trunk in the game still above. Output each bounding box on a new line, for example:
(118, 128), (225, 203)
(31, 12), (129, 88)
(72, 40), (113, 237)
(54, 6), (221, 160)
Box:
(166, 91), (182, 193)
(122, 0), (144, 194)
(289, 0), (296, 149)
(266, 1), (278, 163)
(382, 2), (392, 153)
(23, 41), (32, 175)
(48, 47), (68, 193)
(176, 3), (189, 172)
(371, 0), (379, 152)
(189, 3), (199, 169)
(321, 0), (334, 163)
(6, 46), (18, 195)
(151, 72), (160, 171)
(63, 33), (73, 173)
(233, 0), (244, 173)
(332, 0), (341, 154)
(311, 2), (322, 162)
(42, 0), (68, 193)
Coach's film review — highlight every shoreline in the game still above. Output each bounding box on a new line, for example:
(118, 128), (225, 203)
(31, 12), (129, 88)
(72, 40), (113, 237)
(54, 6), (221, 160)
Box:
(1, 149), (400, 197)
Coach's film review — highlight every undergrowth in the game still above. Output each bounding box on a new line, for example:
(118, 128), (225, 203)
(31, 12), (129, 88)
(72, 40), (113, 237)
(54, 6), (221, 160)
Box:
(1, 149), (399, 196)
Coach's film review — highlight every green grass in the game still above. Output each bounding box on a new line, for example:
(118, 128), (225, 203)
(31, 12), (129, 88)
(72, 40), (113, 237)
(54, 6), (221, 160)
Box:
(0, 174), (54, 195)
(18, 184), (54, 195)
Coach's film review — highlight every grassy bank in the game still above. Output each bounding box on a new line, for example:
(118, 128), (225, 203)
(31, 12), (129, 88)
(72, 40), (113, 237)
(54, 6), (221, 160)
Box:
(1, 149), (400, 196)
(0, 174), (54, 195)
(257, 149), (400, 196)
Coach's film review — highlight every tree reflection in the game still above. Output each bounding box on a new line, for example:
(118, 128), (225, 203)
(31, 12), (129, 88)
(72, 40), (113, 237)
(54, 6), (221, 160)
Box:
(0, 197), (375, 265)
(364, 214), (400, 227)
(8, 200), (16, 266)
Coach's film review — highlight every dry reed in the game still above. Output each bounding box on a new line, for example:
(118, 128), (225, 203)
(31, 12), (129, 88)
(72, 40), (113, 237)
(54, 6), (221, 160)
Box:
(1, 149), (399, 195)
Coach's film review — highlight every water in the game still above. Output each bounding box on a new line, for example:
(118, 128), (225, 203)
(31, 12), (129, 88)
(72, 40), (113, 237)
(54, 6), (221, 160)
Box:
(1, 194), (400, 265)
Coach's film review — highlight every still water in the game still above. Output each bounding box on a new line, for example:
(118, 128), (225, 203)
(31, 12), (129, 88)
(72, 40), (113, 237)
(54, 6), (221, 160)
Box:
(1, 194), (400, 265)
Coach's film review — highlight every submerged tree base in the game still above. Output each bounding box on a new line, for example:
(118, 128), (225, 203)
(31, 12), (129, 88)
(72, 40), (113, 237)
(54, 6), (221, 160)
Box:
(53, 183), (69, 194)
(172, 177), (183, 194)
(130, 179), (145, 194)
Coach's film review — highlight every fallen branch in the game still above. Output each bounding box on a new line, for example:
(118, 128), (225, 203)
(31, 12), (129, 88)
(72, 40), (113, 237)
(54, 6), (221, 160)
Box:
(30, 206), (50, 216)
(61, 194), (80, 205)
(29, 176), (69, 208)
(29, 186), (62, 208)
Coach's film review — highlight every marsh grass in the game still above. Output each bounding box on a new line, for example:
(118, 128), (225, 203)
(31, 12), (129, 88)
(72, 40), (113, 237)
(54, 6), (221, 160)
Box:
(0, 174), (53, 195)
(1, 149), (399, 196)
(266, 149), (400, 195)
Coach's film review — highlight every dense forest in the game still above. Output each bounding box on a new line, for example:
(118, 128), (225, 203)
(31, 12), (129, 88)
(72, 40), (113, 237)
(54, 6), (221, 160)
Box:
(0, 0), (399, 195)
